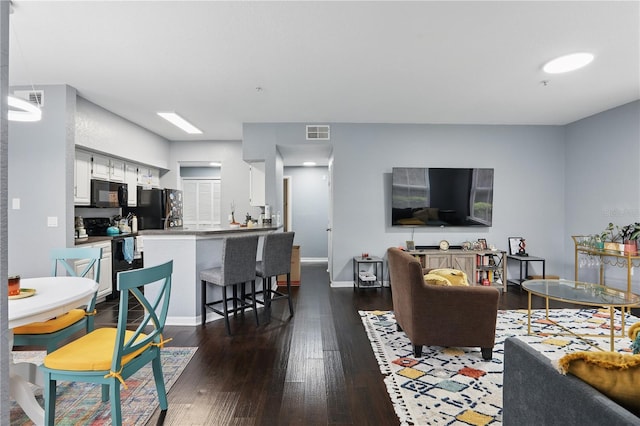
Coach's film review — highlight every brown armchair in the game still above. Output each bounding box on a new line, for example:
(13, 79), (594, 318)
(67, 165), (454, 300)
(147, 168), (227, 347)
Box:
(387, 247), (500, 360)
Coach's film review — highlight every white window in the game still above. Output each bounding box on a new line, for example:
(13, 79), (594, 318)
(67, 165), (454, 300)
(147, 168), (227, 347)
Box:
(182, 179), (221, 226)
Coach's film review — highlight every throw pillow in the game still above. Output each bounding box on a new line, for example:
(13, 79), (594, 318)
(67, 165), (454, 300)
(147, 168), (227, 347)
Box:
(557, 351), (640, 415)
(429, 268), (469, 286)
(628, 322), (640, 354)
(423, 273), (451, 286)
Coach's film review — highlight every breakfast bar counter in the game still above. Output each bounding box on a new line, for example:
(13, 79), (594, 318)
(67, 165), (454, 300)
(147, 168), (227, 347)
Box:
(139, 225), (280, 326)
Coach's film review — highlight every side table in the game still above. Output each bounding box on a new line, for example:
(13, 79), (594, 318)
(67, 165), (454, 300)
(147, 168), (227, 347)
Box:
(353, 256), (384, 289)
(507, 255), (545, 287)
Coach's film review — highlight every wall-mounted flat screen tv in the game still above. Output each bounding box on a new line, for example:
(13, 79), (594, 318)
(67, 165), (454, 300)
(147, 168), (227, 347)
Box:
(391, 167), (494, 227)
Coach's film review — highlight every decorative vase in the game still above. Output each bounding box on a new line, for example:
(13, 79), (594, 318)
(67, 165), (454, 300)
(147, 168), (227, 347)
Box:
(604, 242), (619, 251)
(623, 240), (638, 255)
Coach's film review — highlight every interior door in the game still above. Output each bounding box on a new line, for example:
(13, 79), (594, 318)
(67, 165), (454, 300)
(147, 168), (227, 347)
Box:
(327, 158), (334, 282)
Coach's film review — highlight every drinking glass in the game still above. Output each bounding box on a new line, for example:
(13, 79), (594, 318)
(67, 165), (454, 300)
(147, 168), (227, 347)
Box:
(8, 275), (20, 296)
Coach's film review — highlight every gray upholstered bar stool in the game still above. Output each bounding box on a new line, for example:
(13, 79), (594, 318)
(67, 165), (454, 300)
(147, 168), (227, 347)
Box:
(255, 231), (295, 317)
(200, 234), (260, 335)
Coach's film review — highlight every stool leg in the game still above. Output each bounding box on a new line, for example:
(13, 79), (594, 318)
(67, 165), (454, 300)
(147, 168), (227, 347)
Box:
(232, 285), (238, 318)
(251, 280), (259, 326)
(222, 286), (231, 335)
(286, 273), (294, 316)
(201, 280), (207, 326)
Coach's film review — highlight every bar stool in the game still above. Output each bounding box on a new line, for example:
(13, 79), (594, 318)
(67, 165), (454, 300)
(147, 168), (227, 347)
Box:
(200, 235), (260, 335)
(256, 232), (295, 317)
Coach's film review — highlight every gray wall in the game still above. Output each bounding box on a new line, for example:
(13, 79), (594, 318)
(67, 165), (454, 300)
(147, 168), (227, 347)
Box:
(564, 100), (640, 291)
(284, 166), (329, 259)
(8, 85), (76, 278)
(76, 97), (170, 170)
(164, 140), (260, 225)
(8, 87), (171, 277)
(244, 122), (567, 284)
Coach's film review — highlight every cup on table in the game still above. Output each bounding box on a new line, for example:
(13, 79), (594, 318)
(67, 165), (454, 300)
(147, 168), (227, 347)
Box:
(8, 275), (20, 296)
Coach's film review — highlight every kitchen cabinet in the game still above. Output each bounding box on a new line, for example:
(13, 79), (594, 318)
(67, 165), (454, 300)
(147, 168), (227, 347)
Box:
(74, 150), (92, 205)
(125, 163), (138, 206)
(91, 154), (111, 180)
(91, 154), (125, 182)
(249, 161), (265, 206)
(109, 158), (125, 182)
(74, 240), (112, 300)
(138, 166), (160, 188)
(90, 154), (125, 182)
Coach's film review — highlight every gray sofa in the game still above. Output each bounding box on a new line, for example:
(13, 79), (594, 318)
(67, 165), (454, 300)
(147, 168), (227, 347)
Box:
(503, 337), (640, 425)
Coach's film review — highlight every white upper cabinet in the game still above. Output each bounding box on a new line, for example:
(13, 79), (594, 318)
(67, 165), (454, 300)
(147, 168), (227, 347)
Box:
(249, 161), (265, 206)
(109, 158), (126, 182)
(74, 150), (92, 205)
(91, 154), (125, 182)
(137, 166), (160, 188)
(91, 154), (111, 180)
(125, 163), (138, 206)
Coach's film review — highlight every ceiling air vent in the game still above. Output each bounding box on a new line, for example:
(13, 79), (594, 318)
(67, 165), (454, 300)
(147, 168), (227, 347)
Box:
(306, 125), (330, 140)
(13, 90), (44, 107)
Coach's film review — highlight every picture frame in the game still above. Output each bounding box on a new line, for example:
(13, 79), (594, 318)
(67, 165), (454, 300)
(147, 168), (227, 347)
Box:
(508, 237), (522, 255)
(406, 240), (415, 251)
(477, 238), (487, 250)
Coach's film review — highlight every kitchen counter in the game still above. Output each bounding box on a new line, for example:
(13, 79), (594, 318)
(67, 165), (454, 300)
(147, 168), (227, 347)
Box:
(139, 224), (281, 326)
(74, 233), (139, 246)
(138, 224), (281, 236)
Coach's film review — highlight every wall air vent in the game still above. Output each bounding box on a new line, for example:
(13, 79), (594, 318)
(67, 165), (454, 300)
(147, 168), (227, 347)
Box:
(13, 90), (44, 107)
(306, 125), (330, 140)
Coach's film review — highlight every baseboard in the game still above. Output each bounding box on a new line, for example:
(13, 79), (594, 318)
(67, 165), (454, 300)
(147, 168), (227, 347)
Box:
(301, 257), (328, 263)
(330, 280), (389, 288)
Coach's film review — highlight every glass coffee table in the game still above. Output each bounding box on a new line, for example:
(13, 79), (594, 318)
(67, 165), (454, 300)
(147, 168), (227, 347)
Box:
(521, 279), (640, 351)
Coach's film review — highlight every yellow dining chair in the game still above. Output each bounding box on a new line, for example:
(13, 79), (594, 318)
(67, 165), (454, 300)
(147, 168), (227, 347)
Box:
(40, 260), (173, 425)
(13, 247), (103, 352)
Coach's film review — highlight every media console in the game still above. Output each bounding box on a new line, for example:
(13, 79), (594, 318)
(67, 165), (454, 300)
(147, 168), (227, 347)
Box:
(406, 248), (507, 292)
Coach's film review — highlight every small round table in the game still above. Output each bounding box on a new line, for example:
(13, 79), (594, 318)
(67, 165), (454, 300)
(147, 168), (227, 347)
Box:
(9, 276), (99, 425)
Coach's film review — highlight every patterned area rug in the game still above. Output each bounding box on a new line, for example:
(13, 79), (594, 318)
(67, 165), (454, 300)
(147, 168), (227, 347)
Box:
(10, 346), (197, 425)
(360, 309), (638, 426)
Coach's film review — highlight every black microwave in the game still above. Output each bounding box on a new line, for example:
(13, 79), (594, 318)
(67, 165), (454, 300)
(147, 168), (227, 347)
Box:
(90, 179), (128, 208)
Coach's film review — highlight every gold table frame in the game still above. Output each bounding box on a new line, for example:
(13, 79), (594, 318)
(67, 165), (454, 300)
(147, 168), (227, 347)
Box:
(522, 279), (640, 351)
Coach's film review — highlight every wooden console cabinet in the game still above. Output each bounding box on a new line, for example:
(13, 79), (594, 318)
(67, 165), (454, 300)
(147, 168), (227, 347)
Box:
(407, 249), (507, 292)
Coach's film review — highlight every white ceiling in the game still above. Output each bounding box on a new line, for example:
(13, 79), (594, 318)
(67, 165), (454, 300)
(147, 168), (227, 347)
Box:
(7, 1), (640, 166)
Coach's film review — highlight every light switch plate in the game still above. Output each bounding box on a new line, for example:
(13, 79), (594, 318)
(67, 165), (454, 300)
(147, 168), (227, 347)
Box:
(11, 198), (20, 210)
(47, 216), (58, 227)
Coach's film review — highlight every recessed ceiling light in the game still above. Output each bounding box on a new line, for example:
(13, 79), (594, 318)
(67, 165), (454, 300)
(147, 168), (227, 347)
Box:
(303, 161), (317, 167)
(543, 52), (594, 74)
(157, 112), (202, 134)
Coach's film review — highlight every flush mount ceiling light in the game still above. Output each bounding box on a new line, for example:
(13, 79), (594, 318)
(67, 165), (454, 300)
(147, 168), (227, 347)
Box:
(303, 161), (317, 167)
(543, 52), (594, 74)
(8, 95), (42, 122)
(157, 112), (202, 134)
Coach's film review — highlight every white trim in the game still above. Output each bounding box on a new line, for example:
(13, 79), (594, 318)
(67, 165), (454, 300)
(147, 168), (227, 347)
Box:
(330, 280), (389, 288)
(301, 257), (327, 263)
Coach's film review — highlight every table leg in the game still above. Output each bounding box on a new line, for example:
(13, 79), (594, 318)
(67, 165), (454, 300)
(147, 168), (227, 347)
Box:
(610, 306), (615, 352)
(9, 331), (45, 425)
(545, 296), (549, 319)
(527, 291), (532, 334)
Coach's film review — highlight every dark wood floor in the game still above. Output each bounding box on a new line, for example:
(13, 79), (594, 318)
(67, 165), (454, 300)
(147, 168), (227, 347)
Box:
(88, 263), (579, 425)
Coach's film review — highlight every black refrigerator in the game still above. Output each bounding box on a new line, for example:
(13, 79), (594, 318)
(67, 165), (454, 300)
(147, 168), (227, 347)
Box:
(125, 187), (183, 230)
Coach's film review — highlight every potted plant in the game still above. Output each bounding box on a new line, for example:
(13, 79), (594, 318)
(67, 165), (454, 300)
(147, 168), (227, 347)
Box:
(601, 222), (621, 251)
(619, 222), (640, 255)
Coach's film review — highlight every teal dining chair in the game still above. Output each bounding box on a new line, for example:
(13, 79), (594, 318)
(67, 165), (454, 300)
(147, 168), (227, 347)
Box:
(13, 247), (103, 352)
(40, 260), (173, 425)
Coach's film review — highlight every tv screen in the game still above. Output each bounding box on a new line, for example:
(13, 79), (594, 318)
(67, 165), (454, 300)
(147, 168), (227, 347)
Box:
(391, 167), (494, 227)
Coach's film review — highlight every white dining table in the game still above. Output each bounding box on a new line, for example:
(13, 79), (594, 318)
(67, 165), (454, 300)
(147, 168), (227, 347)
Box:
(8, 276), (99, 426)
